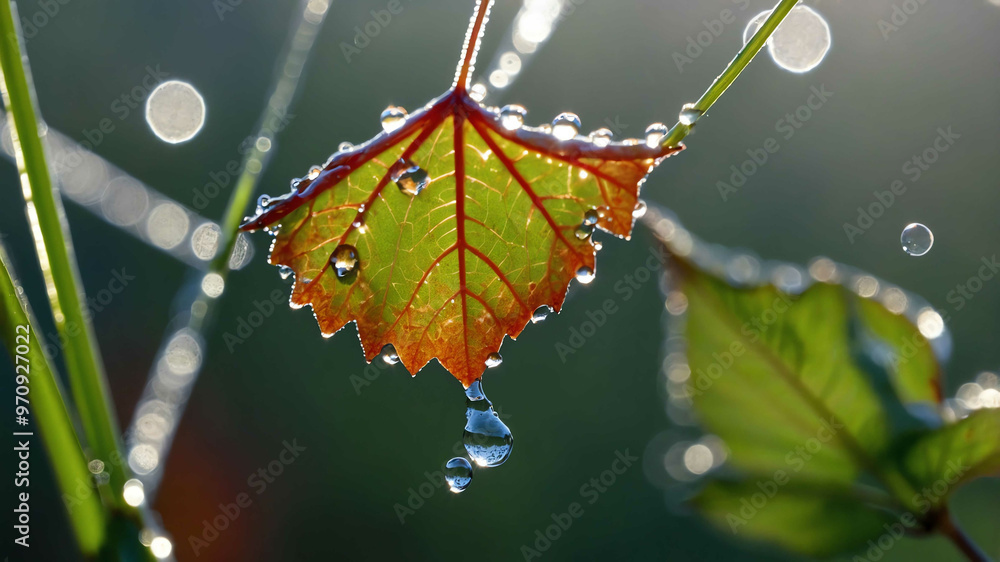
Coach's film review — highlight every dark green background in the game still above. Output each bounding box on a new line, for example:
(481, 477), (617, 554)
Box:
(2, 0), (999, 560)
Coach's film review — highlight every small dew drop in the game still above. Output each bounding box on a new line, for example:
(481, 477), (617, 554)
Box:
(583, 209), (600, 226)
(590, 128), (613, 147)
(633, 200), (647, 219)
(679, 104), (703, 126)
(645, 123), (668, 148)
(380, 106), (408, 133)
(338, 141), (354, 153)
(499, 104), (527, 131)
(593, 240), (603, 251)
(308, 166), (321, 180)
(901, 223), (934, 257)
(390, 159), (430, 196)
(352, 215), (366, 229)
(531, 306), (551, 324)
(381, 344), (400, 365)
(551, 112), (581, 141)
(470, 83), (488, 102)
(576, 266), (595, 284)
(445, 457), (474, 493)
(575, 224), (594, 241)
(330, 244), (359, 278)
(278, 265), (293, 280)
(485, 352), (503, 368)
(256, 194), (272, 215)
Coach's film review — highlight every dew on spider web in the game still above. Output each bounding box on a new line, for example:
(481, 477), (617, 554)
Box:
(901, 223), (934, 256)
(744, 6), (831, 73)
(551, 112), (581, 141)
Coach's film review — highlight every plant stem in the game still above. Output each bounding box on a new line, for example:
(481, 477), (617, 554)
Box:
(661, 0), (800, 147)
(939, 509), (992, 562)
(0, 0), (128, 502)
(0, 245), (107, 554)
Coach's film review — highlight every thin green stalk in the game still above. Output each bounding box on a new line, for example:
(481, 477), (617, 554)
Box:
(0, 0), (128, 502)
(0, 245), (107, 554)
(662, 0), (800, 147)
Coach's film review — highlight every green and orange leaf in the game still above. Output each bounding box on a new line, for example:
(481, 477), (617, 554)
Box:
(241, 0), (682, 386)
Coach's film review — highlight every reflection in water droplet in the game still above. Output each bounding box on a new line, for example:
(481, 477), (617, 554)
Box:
(901, 223), (933, 256)
(583, 209), (599, 226)
(470, 83), (488, 102)
(463, 380), (513, 467)
(445, 457), (474, 493)
(278, 265), (293, 280)
(590, 128), (613, 147)
(531, 305), (551, 324)
(331, 244), (359, 278)
(576, 266), (595, 284)
(551, 112), (581, 141)
(380, 106), (408, 133)
(644, 123), (668, 148)
(145, 80), (206, 144)
(381, 344), (400, 365)
(500, 105), (527, 130)
(308, 166), (322, 180)
(338, 141), (354, 153)
(633, 200), (647, 219)
(390, 159), (430, 196)
(575, 224), (594, 241)
(679, 104), (703, 126)
(485, 352), (503, 368)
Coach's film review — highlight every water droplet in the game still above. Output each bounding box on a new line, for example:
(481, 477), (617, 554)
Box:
(901, 223), (934, 256)
(445, 457), (474, 493)
(381, 344), (399, 365)
(583, 209), (599, 226)
(633, 200), (647, 218)
(575, 224), (594, 241)
(499, 104), (527, 131)
(330, 244), (359, 278)
(380, 106), (408, 133)
(278, 265), (293, 280)
(470, 83), (488, 102)
(308, 166), (322, 180)
(338, 141), (354, 153)
(531, 306), (551, 323)
(593, 240), (603, 251)
(463, 380), (513, 467)
(390, 159), (430, 196)
(590, 128), (613, 147)
(485, 352), (502, 368)
(679, 104), (703, 126)
(255, 194), (271, 215)
(551, 112), (581, 141)
(645, 123), (668, 147)
(576, 266), (595, 284)
(352, 215), (365, 229)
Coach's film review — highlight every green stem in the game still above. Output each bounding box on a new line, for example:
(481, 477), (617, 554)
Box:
(938, 508), (992, 562)
(0, 246), (107, 554)
(662, 0), (800, 147)
(0, 0), (127, 503)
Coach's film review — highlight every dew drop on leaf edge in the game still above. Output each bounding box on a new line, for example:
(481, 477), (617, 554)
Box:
(644, 123), (668, 148)
(633, 200), (647, 219)
(278, 265), (293, 280)
(380, 106), (408, 133)
(551, 112), (581, 141)
(531, 306), (551, 324)
(331, 244), (359, 278)
(590, 128), (613, 147)
(576, 266), (595, 284)
(381, 344), (399, 365)
(485, 352), (502, 368)
(499, 104), (526, 131)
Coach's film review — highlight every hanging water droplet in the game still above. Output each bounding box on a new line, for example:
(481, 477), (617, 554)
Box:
(499, 104), (527, 131)
(463, 380), (513, 467)
(380, 106), (408, 133)
(551, 112), (581, 141)
(330, 244), (359, 278)
(485, 352), (502, 368)
(576, 266), (595, 284)
(278, 265), (293, 280)
(308, 166), (322, 180)
(531, 306), (551, 324)
(679, 104), (703, 126)
(444, 457), (474, 493)
(338, 141), (354, 153)
(901, 223), (934, 256)
(390, 159), (430, 196)
(470, 83), (488, 102)
(633, 200), (647, 218)
(590, 128), (613, 147)
(645, 123), (668, 148)
(583, 209), (599, 226)
(381, 344), (399, 365)
(575, 224), (594, 241)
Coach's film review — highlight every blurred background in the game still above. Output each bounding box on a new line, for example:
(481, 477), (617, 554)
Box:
(2, 0), (999, 560)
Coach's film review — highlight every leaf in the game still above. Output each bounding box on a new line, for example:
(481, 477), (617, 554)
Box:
(240, 1), (681, 386)
(641, 206), (1000, 557)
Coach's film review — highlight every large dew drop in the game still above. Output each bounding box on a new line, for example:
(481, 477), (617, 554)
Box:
(463, 380), (513, 468)
(380, 106), (408, 133)
(485, 352), (502, 368)
(390, 159), (430, 196)
(531, 305), (551, 324)
(330, 244), (359, 278)
(551, 112), (581, 141)
(645, 123), (668, 148)
(444, 457), (474, 493)
(901, 223), (934, 256)
(499, 105), (527, 131)
(679, 104), (703, 127)
(576, 266), (595, 284)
